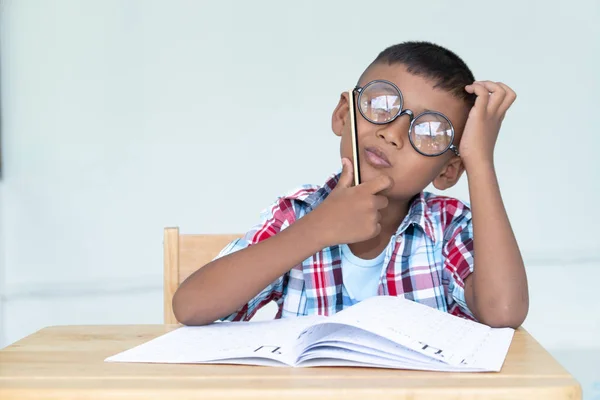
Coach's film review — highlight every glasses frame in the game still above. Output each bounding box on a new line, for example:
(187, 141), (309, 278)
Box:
(353, 79), (460, 157)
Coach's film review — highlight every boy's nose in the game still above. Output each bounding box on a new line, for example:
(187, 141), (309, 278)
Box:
(376, 114), (410, 149)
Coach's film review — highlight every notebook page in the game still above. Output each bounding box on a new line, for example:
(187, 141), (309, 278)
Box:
(300, 323), (443, 365)
(298, 346), (488, 372)
(325, 296), (513, 367)
(462, 327), (514, 370)
(105, 315), (324, 365)
(298, 325), (512, 371)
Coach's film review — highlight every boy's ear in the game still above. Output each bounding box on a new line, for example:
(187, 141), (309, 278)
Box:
(331, 92), (350, 137)
(432, 156), (465, 190)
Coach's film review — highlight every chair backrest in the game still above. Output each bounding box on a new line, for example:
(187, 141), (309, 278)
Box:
(163, 227), (240, 324)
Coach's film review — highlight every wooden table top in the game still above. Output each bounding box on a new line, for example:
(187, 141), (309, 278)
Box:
(0, 324), (581, 400)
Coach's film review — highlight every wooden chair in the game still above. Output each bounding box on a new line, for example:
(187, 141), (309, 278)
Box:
(163, 227), (240, 324)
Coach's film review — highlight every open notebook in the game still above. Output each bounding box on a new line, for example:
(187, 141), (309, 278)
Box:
(106, 296), (514, 372)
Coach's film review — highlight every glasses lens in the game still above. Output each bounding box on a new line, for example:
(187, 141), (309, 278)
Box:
(359, 81), (402, 123)
(410, 113), (453, 155)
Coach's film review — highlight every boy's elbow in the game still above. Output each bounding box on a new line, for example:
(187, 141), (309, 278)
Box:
(474, 300), (529, 329)
(172, 290), (193, 325)
(480, 312), (526, 329)
(172, 289), (213, 326)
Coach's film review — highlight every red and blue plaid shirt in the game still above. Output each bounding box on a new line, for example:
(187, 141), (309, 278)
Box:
(217, 171), (476, 322)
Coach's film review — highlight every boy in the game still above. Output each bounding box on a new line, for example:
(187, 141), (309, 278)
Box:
(173, 41), (529, 328)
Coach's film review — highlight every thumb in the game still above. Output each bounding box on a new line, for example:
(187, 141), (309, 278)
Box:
(336, 158), (354, 189)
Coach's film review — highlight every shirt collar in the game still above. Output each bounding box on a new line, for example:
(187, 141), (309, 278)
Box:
(400, 191), (436, 243)
(303, 170), (436, 243)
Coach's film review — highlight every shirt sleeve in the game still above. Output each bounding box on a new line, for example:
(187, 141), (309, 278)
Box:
(213, 197), (297, 322)
(442, 205), (475, 320)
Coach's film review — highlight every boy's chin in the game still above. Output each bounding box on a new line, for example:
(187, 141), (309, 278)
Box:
(360, 168), (395, 185)
(361, 170), (425, 199)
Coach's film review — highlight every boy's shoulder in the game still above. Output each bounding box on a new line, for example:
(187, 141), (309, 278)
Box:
(280, 183), (322, 202)
(419, 192), (472, 241)
(421, 191), (471, 215)
(276, 172), (340, 207)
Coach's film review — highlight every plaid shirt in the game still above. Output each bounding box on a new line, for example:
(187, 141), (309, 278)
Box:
(217, 171), (476, 322)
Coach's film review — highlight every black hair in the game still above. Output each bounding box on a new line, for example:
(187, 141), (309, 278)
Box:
(363, 41), (476, 107)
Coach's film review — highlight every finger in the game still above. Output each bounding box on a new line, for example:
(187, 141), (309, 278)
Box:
(465, 82), (490, 113)
(362, 174), (393, 194)
(336, 158), (354, 189)
(476, 80), (506, 115)
(372, 194), (389, 210)
(496, 82), (517, 118)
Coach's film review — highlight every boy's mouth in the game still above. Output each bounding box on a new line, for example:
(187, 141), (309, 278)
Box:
(364, 146), (392, 168)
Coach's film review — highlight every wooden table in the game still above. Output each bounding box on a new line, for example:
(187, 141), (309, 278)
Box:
(0, 325), (581, 399)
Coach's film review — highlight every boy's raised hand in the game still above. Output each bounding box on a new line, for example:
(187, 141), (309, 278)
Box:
(460, 81), (517, 171)
(311, 158), (393, 247)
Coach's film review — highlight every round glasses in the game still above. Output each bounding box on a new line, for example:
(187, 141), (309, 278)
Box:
(354, 80), (460, 157)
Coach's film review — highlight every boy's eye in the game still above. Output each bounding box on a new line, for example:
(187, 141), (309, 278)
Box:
(363, 95), (400, 122)
(370, 95), (400, 111)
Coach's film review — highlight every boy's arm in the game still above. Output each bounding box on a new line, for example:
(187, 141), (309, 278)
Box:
(460, 81), (529, 328)
(173, 162), (392, 326)
(464, 164), (529, 328)
(173, 210), (325, 326)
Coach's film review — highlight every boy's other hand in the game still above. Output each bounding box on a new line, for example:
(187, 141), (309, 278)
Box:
(310, 158), (392, 247)
(460, 81), (517, 171)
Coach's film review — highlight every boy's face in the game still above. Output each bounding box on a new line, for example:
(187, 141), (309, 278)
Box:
(332, 63), (470, 201)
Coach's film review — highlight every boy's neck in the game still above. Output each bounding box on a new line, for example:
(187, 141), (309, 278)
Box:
(348, 198), (410, 259)
(380, 197), (411, 233)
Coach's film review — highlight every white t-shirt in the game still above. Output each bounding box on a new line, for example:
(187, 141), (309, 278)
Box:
(340, 243), (386, 303)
